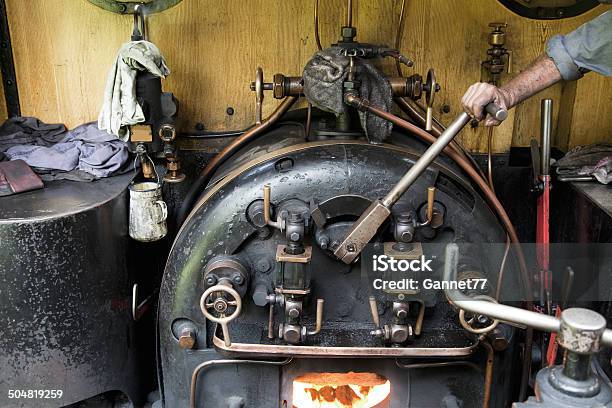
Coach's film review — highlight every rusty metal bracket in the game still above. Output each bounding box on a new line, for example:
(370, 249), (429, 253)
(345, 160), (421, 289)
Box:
(0, 0), (19, 117)
(86, 0), (183, 14)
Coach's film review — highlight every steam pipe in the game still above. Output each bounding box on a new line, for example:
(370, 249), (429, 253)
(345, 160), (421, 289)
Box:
(346, 0), (353, 27)
(314, 0), (323, 50)
(394, 97), (486, 180)
(177, 96), (298, 227)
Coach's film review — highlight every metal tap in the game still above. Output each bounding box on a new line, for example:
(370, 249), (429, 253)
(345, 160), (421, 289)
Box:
(482, 23), (511, 85)
(369, 296), (413, 345)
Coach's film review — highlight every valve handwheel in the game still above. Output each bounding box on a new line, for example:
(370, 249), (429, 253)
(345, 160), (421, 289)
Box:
(458, 294), (500, 334)
(200, 284), (243, 346)
(200, 284), (242, 324)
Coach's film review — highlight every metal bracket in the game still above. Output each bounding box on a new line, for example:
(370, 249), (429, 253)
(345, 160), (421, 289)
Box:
(0, 0), (20, 117)
(86, 0), (183, 14)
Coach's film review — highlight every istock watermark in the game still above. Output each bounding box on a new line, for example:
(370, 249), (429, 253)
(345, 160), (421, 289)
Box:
(372, 254), (433, 272)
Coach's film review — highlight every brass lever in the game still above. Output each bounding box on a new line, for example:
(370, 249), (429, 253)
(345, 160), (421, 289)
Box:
(426, 186), (436, 223)
(369, 296), (390, 340)
(306, 299), (325, 336)
(263, 184), (282, 230)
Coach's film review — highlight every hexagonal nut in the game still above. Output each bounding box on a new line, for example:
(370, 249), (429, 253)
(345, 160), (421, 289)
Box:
(272, 74), (285, 99)
(341, 26), (357, 39)
(178, 329), (196, 350)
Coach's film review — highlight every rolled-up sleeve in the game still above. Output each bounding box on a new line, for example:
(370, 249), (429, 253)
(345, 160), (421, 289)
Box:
(545, 10), (612, 81)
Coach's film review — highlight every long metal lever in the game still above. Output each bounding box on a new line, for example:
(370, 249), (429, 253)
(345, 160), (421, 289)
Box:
(334, 102), (506, 264)
(443, 243), (612, 347)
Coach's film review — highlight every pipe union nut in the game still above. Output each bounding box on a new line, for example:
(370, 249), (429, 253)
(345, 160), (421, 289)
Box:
(558, 308), (606, 355)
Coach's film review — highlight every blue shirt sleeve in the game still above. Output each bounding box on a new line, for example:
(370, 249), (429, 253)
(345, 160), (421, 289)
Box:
(545, 10), (612, 80)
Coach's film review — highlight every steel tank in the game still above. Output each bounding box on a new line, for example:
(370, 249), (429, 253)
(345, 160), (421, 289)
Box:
(0, 173), (139, 407)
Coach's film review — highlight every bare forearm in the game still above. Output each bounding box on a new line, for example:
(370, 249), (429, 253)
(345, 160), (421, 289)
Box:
(500, 54), (563, 108)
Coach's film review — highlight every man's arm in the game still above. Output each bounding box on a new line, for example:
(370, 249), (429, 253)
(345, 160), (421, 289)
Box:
(462, 55), (562, 126)
(462, 10), (611, 126)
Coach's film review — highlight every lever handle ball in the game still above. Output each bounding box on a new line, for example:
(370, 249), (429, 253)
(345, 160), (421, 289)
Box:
(486, 103), (508, 121)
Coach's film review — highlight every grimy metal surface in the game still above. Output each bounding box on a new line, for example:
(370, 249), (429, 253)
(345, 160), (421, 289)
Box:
(0, 173), (139, 407)
(160, 125), (513, 407)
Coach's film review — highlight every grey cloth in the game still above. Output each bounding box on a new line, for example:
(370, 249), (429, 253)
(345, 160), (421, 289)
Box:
(98, 41), (170, 141)
(0, 117), (131, 181)
(555, 144), (612, 184)
(302, 47), (393, 143)
(546, 10), (612, 80)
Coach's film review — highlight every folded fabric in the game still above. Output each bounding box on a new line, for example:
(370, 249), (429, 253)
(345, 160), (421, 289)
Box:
(0, 117), (131, 182)
(0, 116), (67, 150)
(303, 47), (393, 143)
(554, 143), (612, 184)
(98, 40), (170, 141)
(0, 159), (43, 196)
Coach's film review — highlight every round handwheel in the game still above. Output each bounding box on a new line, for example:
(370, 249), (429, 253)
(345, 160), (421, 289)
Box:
(458, 294), (500, 334)
(199, 284), (242, 324)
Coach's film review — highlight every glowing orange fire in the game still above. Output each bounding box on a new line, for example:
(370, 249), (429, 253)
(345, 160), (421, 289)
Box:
(292, 372), (391, 408)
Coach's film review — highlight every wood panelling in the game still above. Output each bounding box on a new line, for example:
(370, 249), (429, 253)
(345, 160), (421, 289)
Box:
(5, 0), (611, 152)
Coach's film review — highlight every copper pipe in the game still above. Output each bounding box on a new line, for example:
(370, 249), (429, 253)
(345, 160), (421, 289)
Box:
(395, 97), (488, 181)
(314, 0), (322, 51)
(346, 0), (353, 27)
(414, 299), (425, 336)
(213, 330), (478, 358)
(356, 100), (532, 302)
(426, 186), (435, 222)
(495, 236), (511, 301)
(306, 102), (313, 138)
(177, 96), (298, 226)
(395, 0), (407, 76)
(481, 340), (494, 408)
(267, 303), (275, 339)
(396, 359), (482, 372)
(306, 299), (325, 336)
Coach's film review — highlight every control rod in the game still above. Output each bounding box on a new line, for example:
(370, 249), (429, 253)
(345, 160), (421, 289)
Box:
(334, 98), (507, 264)
(443, 243), (612, 347)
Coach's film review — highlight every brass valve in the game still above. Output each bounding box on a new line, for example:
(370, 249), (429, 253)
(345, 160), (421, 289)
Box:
(482, 22), (512, 84)
(250, 68), (303, 124)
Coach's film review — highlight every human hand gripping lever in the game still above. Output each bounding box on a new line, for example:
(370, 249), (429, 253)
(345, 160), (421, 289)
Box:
(333, 99), (507, 264)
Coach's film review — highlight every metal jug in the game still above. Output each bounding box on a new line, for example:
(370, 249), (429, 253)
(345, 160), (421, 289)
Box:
(129, 181), (167, 242)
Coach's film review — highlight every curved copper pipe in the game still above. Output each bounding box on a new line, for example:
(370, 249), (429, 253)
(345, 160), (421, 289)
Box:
(177, 96), (299, 226)
(487, 127), (495, 190)
(394, 0), (407, 76)
(395, 97), (488, 181)
(481, 340), (494, 408)
(314, 0), (323, 51)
